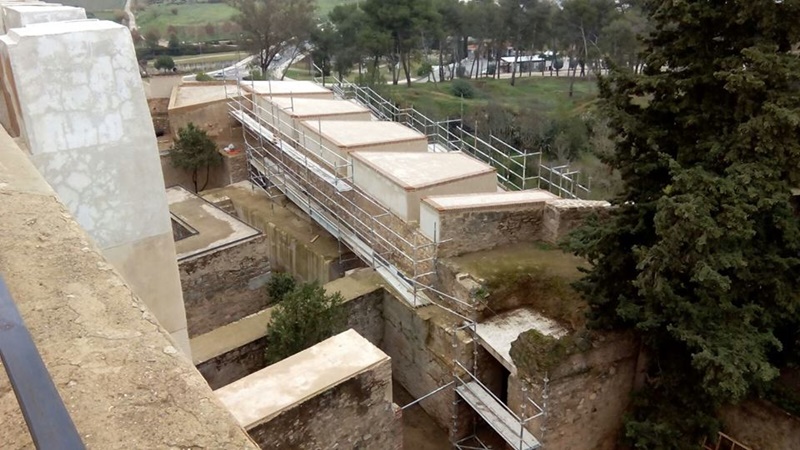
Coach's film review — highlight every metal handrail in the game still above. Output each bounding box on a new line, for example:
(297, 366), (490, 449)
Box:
(0, 276), (85, 450)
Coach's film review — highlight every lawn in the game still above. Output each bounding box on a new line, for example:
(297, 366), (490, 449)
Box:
(382, 77), (599, 120)
(136, 3), (240, 41)
(316, 0), (355, 17)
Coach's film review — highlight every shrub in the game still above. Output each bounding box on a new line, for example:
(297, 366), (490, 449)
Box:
(195, 72), (213, 82)
(154, 55), (175, 72)
(456, 65), (467, 78)
(450, 79), (476, 99)
(266, 272), (296, 304)
(264, 281), (346, 364)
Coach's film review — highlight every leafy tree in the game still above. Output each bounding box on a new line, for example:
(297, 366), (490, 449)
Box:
(232, 0), (315, 75)
(362, 0), (438, 86)
(568, 1), (800, 448)
(154, 55), (175, 72)
(264, 281), (346, 364)
(169, 123), (222, 192)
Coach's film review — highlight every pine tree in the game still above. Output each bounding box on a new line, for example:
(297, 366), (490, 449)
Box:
(568, 1), (800, 447)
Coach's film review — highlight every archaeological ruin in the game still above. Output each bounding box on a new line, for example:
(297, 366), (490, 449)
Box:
(0, 4), (798, 450)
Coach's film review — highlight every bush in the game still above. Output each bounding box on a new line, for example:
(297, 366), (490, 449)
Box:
(195, 72), (213, 82)
(486, 62), (496, 75)
(264, 281), (346, 364)
(456, 65), (467, 78)
(417, 61), (432, 77)
(450, 79), (476, 99)
(266, 272), (296, 304)
(154, 55), (175, 72)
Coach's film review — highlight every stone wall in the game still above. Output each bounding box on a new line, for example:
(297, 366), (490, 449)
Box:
(434, 203), (546, 258)
(192, 270), (385, 389)
(169, 97), (238, 141)
(540, 199), (611, 245)
(180, 234), (271, 337)
(719, 399), (800, 450)
(383, 296), (475, 436)
(509, 332), (640, 450)
(204, 182), (362, 284)
(148, 97), (170, 136)
(247, 358), (402, 449)
(0, 20), (189, 353)
(0, 121), (255, 449)
(198, 336), (268, 391)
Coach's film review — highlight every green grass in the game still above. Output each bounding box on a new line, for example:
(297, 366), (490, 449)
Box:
(136, 3), (240, 41)
(382, 77), (599, 120)
(316, 0), (355, 17)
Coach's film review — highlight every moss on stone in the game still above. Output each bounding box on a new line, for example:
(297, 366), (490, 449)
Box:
(510, 328), (593, 377)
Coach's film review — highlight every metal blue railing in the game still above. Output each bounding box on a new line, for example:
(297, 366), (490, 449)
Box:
(0, 276), (85, 450)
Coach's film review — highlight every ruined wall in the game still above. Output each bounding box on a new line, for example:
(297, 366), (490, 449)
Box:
(169, 99), (238, 141)
(148, 98), (170, 136)
(509, 332), (640, 450)
(180, 234), (271, 337)
(383, 295), (475, 436)
(433, 203), (546, 257)
(719, 399), (800, 450)
(198, 336), (268, 390)
(194, 271), (385, 389)
(541, 199), (610, 245)
(247, 358), (402, 450)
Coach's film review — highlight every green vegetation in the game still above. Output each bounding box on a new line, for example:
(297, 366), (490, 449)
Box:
(136, 3), (240, 41)
(316, 0), (353, 17)
(154, 55), (175, 72)
(266, 272), (296, 305)
(510, 329), (593, 375)
(194, 72), (214, 82)
(568, 0), (800, 447)
(264, 281), (346, 364)
(169, 123), (222, 193)
(174, 51), (242, 65)
(383, 77), (597, 119)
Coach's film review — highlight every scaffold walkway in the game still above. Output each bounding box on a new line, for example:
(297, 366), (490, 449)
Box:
(225, 79), (547, 449)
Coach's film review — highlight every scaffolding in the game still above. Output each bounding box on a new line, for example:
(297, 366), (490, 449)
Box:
(225, 79), (548, 449)
(313, 67), (591, 199)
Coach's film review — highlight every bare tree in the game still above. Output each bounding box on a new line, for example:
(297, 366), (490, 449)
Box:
(232, 0), (315, 76)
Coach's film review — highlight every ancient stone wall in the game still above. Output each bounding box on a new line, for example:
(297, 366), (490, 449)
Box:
(197, 336), (268, 390)
(193, 270), (385, 389)
(180, 234), (271, 337)
(247, 358), (402, 449)
(719, 399), (800, 450)
(509, 332), (640, 450)
(382, 296), (475, 435)
(540, 199), (611, 245)
(435, 203), (546, 258)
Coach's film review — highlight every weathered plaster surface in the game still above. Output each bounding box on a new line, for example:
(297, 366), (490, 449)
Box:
(0, 133), (256, 449)
(0, 20), (189, 354)
(2, 5), (86, 32)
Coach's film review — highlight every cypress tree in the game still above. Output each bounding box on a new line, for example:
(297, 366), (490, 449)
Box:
(569, 1), (800, 447)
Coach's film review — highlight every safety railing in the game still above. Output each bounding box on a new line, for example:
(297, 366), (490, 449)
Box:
(312, 66), (592, 198)
(0, 276), (85, 450)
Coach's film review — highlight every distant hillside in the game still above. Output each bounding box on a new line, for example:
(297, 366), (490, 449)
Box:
(57, 0), (126, 11)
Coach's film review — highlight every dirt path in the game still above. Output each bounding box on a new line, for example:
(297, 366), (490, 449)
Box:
(393, 381), (451, 450)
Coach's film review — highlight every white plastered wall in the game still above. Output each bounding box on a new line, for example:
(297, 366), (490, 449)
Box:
(0, 20), (190, 356)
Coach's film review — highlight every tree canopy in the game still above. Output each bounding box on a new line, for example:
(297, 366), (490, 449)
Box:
(264, 281), (346, 364)
(169, 123), (222, 193)
(568, 0), (800, 447)
(232, 0), (316, 75)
